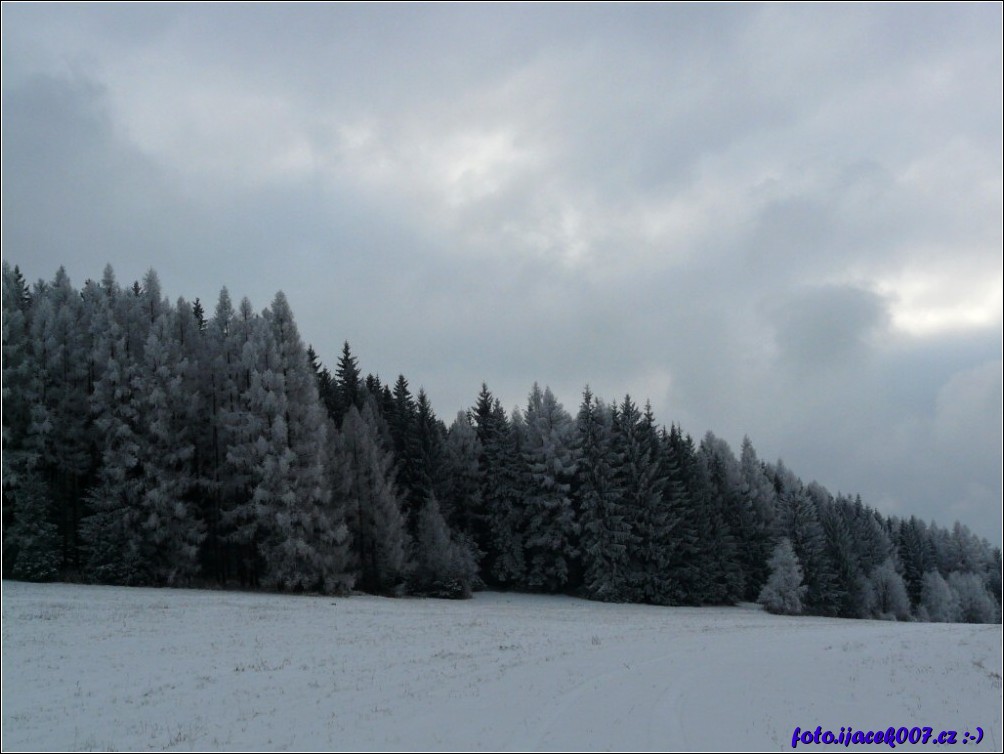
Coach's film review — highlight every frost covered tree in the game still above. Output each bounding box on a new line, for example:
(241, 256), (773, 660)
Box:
(613, 396), (674, 604)
(201, 287), (239, 581)
(771, 463), (837, 615)
(219, 297), (289, 587)
(696, 432), (745, 605)
(918, 570), (960, 623)
(258, 291), (335, 591)
(947, 571), (998, 624)
(758, 538), (807, 615)
(818, 495), (868, 618)
(133, 307), (204, 584)
(867, 559), (912, 621)
(897, 516), (936, 608)
(335, 400), (409, 594)
(410, 494), (478, 598)
(473, 384), (526, 587)
(520, 384), (578, 592)
(737, 436), (776, 601)
(2, 454), (61, 581)
(81, 271), (150, 584)
(575, 388), (631, 602)
(26, 266), (93, 569)
(441, 410), (485, 564)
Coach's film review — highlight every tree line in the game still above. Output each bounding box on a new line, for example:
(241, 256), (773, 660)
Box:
(2, 263), (1000, 622)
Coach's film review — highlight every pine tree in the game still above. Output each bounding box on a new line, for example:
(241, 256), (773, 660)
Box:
(758, 538), (807, 615)
(388, 374), (423, 533)
(82, 273), (150, 585)
(219, 297), (288, 587)
(320, 418), (356, 594)
(819, 495), (866, 618)
(3, 453), (61, 581)
(612, 396), (674, 604)
(333, 341), (362, 424)
(897, 516), (936, 609)
(28, 266), (93, 571)
(472, 384), (526, 587)
(335, 401), (409, 594)
(414, 389), (449, 508)
(737, 436), (777, 601)
(771, 463), (837, 615)
(696, 432), (745, 604)
(135, 307), (205, 584)
(442, 410), (485, 563)
(257, 291), (334, 591)
(575, 387), (632, 601)
(520, 384), (578, 592)
(201, 287), (239, 582)
(410, 494), (478, 598)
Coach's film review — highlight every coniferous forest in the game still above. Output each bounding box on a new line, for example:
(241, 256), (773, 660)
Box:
(2, 263), (1001, 623)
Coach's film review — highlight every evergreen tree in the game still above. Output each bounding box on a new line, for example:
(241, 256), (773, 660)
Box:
(918, 570), (960, 623)
(575, 388), (632, 601)
(758, 538), (807, 615)
(520, 383), (578, 592)
(867, 559), (912, 621)
(81, 273), (151, 584)
(737, 436), (777, 601)
(948, 571), (999, 624)
(219, 297), (288, 587)
(258, 291), (335, 591)
(442, 410), (485, 559)
(200, 287), (239, 582)
(333, 341), (362, 424)
(897, 516), (936, 608)
(414, 389), (449, 506)
(28, 266), (93, 570)
(389, 374), (423, 533)
(335, 400), (409, 594)
(612, 396), (674, 604)
(3, 453), (61, 581)
(696, 432), (745, 604)
(410, 494), (478, 599)
(307, 345), (337, 417)
(134, 307), (205, 584)
(472, 384), (526, 587)
(771, 463), (837, 615)
(818, 495), (867, 618)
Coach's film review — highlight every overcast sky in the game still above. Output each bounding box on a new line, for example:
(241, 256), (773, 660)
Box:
(3, 4), (1001, 543)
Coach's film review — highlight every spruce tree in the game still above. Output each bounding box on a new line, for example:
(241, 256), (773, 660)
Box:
(410, 494), (478, 598)
(471, 385), (526, 586)
(612, 396), (673, 604)
(575, 388), (631, 601)
(520, 384), (578, 592)
(737, 436), (776, 601)
(335, 400), (409, 594)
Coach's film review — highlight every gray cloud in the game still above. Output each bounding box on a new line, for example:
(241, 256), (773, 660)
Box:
(2, 4), (1000, 543)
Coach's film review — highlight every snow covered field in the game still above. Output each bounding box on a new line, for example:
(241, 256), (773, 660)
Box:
(2, 582), (1000, 752)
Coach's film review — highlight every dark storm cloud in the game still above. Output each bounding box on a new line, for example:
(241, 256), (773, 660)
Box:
(2, 4), (1000, 542)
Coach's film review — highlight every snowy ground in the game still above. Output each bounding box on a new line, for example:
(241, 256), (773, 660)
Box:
(1, 582), (1000, 752)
